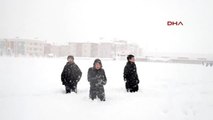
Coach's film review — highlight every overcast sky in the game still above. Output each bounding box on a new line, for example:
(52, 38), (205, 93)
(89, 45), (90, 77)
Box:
(0, 0), (213, 54)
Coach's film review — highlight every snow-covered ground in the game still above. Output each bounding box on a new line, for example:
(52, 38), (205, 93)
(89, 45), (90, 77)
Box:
(0, 57), (213, 120)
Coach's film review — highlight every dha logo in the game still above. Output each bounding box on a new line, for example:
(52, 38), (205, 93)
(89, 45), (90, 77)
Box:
(167, 21), (183, 26)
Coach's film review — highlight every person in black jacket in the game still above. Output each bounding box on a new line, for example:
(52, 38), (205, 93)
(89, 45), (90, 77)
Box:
(61, 55), (82, 93)
(87, 59), (107, 101)
(123, 54), (140, 92)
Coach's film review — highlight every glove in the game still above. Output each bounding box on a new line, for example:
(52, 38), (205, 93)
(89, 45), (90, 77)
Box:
(96, 79), (102, 86)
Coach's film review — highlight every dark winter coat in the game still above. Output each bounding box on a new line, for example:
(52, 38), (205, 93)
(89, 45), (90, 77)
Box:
(123, 61), (139, 86)
(87, 67), (107, 87)
(61, 62), (82, 86)
(88, 67), (107, 100)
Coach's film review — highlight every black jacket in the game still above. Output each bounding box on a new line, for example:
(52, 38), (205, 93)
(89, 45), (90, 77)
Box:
(88, 67), (107, 87)
(61, 62), (82, 85)
(123, 61), (139, 85)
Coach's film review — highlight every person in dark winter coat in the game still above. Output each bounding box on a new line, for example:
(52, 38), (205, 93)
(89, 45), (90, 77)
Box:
(61, 55), (82, 93)
(87, 59), (107, 101)
(123, 54), (140, 92)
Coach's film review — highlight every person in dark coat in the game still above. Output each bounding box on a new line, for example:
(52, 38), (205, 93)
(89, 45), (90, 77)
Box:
(123, 54), (140, 92)
(87, 59), (107, 101)
(61, 55), (82, 93)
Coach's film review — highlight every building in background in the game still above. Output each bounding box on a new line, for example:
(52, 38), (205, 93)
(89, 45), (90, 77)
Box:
(0, 39), (9, 56)
(1, 38), (213, 65)
(0, 38), (143, 58)
(81, 43), (92, 57)
(0, 38), (44, 56)
(44, 43), (52, 57)
(24, 40), (44, 56)
(98, 42), (115, 58)
(113, 40), (143, 59)
(91, 43), (99, 57)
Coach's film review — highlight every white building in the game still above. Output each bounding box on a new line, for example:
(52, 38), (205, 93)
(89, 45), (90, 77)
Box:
(0, 38), (44, 56)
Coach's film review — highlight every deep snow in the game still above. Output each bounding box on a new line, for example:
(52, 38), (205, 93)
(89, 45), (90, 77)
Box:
(0, 57), (213, 120)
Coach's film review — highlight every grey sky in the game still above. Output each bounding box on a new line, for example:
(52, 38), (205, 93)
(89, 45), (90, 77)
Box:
(0, 0), (213, 54)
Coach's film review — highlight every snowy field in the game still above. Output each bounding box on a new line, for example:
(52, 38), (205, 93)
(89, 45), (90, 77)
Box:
(0, 57), (213, 120)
